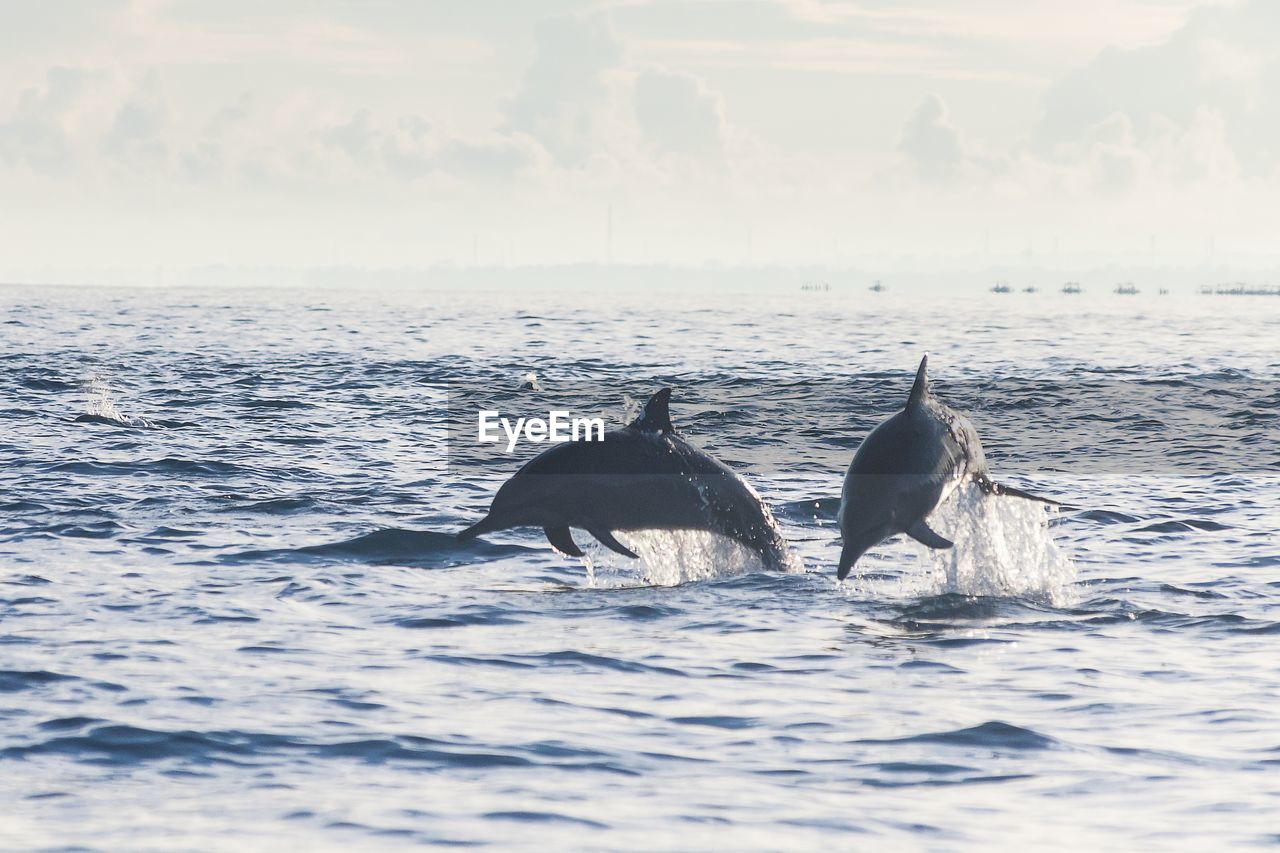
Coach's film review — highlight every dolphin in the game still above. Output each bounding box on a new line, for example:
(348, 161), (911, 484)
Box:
(837, 355), (1057, 579)
(458, 388), (791, 570)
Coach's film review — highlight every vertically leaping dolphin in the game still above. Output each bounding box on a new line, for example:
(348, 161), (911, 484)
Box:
(837, 355), (1057, 579)
(458, 389), (791, 571)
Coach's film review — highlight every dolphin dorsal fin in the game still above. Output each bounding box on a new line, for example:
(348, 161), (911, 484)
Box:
(907, 354), (929, 409)
(632, 388), (674, 433)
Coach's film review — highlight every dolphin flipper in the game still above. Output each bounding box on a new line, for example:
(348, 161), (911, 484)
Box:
(977, 476), (1061, 506)
(544, 526), (585, 557)
(588, 528), (640, 559)
(906, 518), (954, 550)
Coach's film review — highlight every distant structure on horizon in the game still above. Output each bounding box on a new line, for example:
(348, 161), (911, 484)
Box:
(1023, 286), (1038, 294)
(869, 280), (886, 293)
(1061, 282), (1083, 294)
(1200, 283), (1280, 296)
(1114, 283), (1140, 295)
(990, 281), (1012, 294)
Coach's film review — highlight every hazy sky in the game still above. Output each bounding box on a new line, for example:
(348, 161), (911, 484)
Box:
(1, 0), (1276, 277)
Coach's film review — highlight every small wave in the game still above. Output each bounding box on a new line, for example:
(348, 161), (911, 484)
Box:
(510, 650), (686, 677)
(0, 670), (78, 693)
(4, 574), (51, 585)
(20, 521), (123, 540)
(1105, 609), (1274, 635)
(216, 497), (318, 515)
(425, 654), (538, 670)
(861, 721), (1056, 751)
(669, 715), (759, 730)
(0, 500), (49, 513)
(21, 377), (77, 392)
(482, 812), (607, 830)
(45, 458), (245, 477)
(1138, 519), (1231, 533)
(613, 603), (681, 620)
(1077, 509), (1141, 524)
(1157, 583), (1229, 599)
(775, 497), (840, 523)
(393, 607), (522, 629)
(133, 526), (203, 541)
(0, 723), (634, 773)
(228, 528), (535, 568)
(237, 398), (314, 410)
(890, 593), (1056, 629)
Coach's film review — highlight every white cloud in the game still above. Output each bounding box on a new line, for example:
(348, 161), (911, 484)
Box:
(0, 66), (92, 174)
(318, 107), (550, 181)
(898, 93), (966, 184)
(880, 1), (1276, 204)
(502, 14), (623, 167)
(2, 0), (1279, 272)
(100, 70), (170, 171)
(437, 134), (551, 180)
(634, 70), (726, 158)
(1034, 0), (1280, 178)
(321, 108), (379, 164)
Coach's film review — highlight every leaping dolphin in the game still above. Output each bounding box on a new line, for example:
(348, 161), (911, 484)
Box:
(837, 355), (1057, 579)
(458, 388), (791, 571)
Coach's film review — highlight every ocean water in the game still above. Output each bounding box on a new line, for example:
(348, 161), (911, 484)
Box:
(2, 284), (1278, 850)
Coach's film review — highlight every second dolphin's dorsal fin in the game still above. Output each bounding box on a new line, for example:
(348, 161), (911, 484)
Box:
(907, 353), (929, 409)
(631, 388), (674, 433)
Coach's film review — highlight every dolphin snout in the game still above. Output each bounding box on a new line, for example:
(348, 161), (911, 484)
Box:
(837, 527), (888, 580)
(837, 544), (867, 580)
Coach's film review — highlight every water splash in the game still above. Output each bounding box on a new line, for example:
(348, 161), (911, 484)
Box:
(620, 394), (641, 424)
(922, 482), (1075, 603)
(579, 529), (794, 587)
(80, 376), (158, 429)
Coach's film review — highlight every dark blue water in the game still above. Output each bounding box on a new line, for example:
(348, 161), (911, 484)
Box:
(2, 285), (1279, 849)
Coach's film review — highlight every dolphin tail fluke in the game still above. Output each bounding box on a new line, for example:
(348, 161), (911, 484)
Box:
(906, 518), (954, 550)
(544, 526), (585, 557)
(588, 528), (640, 559)
(457, 513), (502, 540)
(978, 477), (1061, 506)
(907, 353), (929, 408)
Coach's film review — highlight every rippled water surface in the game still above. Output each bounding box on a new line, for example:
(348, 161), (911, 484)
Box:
(3, 284), (1279, 850)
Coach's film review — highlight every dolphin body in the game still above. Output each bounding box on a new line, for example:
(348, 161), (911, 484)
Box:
(837, 355), (1057, 579)
(458, 389), (791, 570)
